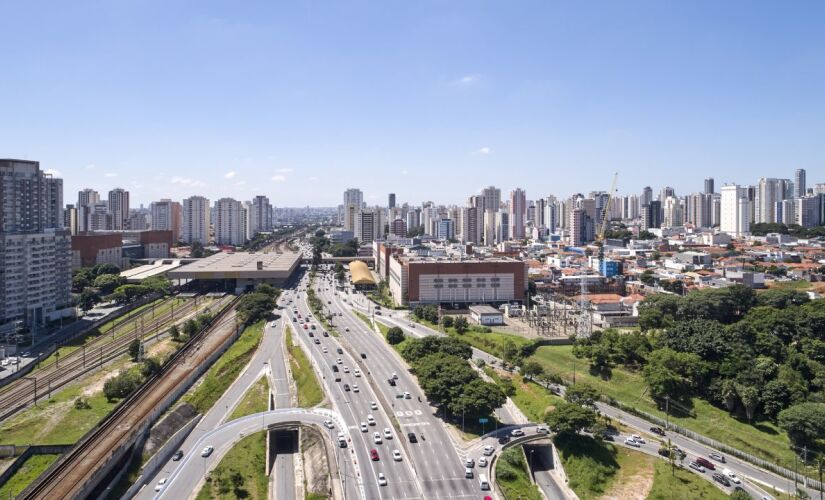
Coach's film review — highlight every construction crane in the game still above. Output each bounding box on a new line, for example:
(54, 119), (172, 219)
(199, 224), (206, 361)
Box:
(596, 172), (619, 274)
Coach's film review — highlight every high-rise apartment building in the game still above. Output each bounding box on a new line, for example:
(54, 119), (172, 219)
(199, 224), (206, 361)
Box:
(663, 196), (684, 228)
(641, 186), (653, 208)
(107, 188), (129, 231)
(355, 208), (384, 244)
(390, 218), (407, 237)
(388, 193), (396, 209)
(685, 193), (712, 228)
(720, 185), (751, 236)
(214, 198), (246, 246)
(0, 159), (72, 336)
(182, 196), (210, 245)
(250, 195), (273, 235)
(509, 188), (526, 240)
(704, 178), (715, 195)
(436, 218), (455, 241)
(342, 188), (364, 231)
(150, 199), (182, 241)
(795, 169), (807, 198)
(796, 194), (823, 228)
(495, 210), (510, 243)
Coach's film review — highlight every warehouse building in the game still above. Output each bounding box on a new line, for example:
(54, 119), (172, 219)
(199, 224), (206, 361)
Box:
(168, 251), (301, 292)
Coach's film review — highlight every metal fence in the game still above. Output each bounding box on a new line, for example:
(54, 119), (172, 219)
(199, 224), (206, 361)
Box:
(606, 398), (823, 492)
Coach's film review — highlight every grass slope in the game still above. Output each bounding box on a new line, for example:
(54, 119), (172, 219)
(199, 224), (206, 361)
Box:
(495, 447), (542, 500)
(647, 460), (729, 500)
(285, 327), (323, 407)
(554, 434), (623, 499)
(185, 320), (264, 414)
(530, 345), (795, 467)
(229, 376), (270, 420)
(0, 454), (60, 498)
(196, 431), (268, 500)
(484, 368), (564, 422)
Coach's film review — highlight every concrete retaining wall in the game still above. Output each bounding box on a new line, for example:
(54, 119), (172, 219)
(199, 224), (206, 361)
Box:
(0, 445), (73, 489)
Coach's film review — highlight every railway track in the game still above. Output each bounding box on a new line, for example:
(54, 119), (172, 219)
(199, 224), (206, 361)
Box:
(0, 295), (233, 422)
(20, 296), (242, 500)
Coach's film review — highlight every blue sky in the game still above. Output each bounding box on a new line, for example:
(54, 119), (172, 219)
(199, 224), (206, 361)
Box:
(2, 1), (824, 206)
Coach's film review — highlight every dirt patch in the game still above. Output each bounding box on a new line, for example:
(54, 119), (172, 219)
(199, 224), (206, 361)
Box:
(599, 451), (655, 500)
(141, 403), (198, 461)
(301, 426), (331, 497)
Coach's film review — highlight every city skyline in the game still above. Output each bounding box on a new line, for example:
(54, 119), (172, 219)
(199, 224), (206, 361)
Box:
(3, 1), (825, 205)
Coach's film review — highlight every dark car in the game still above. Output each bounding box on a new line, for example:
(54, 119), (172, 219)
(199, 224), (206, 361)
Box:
(332, 365), (339, 372)
(498, 435), (510, 444)
(323, 331), (329, 337)
(712, 473), (731, 487)
(360, 353), (367, 359)
(343, 384), (351, 391)
(172, 450), (184, 461)
(407, 432), (417, 443)
(695, 457), (716, 470)
(649, 426), (665, 436)
(388, 378), (396, 386)
(657, 447), (671, 458)
(308, 331), (314, 337)
(337, 347), (344, 354)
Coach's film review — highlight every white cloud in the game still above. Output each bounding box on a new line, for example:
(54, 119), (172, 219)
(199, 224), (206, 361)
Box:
(170, 176), (205, 187)
(104, 172), (118, 177)
(271, 175), (286, 182)
(455, 74), (479, 85)
(234, 180), (247, 186)
(276, 167), (293, 173)
(308, 176), (319, 181)
(401, 169), (408, 175)
(477, 147), (492, 155)
(44, 168), (61, 177)
(85, 164), (96, 170)
(224, 170), (236, 179)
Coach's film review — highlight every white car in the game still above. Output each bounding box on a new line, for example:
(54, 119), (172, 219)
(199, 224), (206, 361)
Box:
(367, 414), (376, 425)
(323, 420), (334, 429)
(377, 472), (387, 486)
(201, 445), (214, 457)
(370, 401), (378, 410)
(383, 428), (392, 439)
(343, 366), (350, 373)
(154, 478), (167, 492)
(336, 358), (343, 364)
(535, 425), (549, 434)
(373, 432), (382, 444)
(360, 422), (368, 432)
(352, 384), (360, 393)
(354, 369), (361, 377)
(322, 347), (328, 353)
(631, 434), (646, 444)
(624, 438), (640, 447)
(392, 372), (398, 379)
(478, 457), (488, 467)
(510, 429), (525, 437)
(404, 391), (411, 399)
(393, 449), (402, 461)
(723, 468), (742, 484)
(482, 445), (495, 456)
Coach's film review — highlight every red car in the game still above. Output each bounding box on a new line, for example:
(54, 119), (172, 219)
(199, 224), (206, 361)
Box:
(695, 457), (715, 470)
(370, 449), (379, 461)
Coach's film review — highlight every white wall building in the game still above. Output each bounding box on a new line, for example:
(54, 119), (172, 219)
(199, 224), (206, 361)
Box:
(214, 197), (246, 246)
(182, 195), (210, 245)
(720, 185), (751, 237)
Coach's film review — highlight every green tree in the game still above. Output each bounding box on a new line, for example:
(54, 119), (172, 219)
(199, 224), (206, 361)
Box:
(737, 384), (760, 422)
(453, 316), (469, 334)
(642, 348), (708, 402)
(93, 273), (123, 294)
(128, 339), (141, 361)
(78, 289), (100, 312)
(448, 379), (506, 418)
(441, 315), (454, 328)
(386, 326), (405, 345)
(565, 384), (600, 409)
(183, 319), (199, 338)
(169, 324), (180, 341)
(778, 402), (825, 447)
(141, 356), (161, 377)
(544, 402), (597, 437)
(501, 340), (520, 364)
(520, 361), (544, 381)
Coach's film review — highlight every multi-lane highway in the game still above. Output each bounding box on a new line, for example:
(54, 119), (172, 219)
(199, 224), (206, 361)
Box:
(287, 275), (423, 499)
(304, 269), (486, 499)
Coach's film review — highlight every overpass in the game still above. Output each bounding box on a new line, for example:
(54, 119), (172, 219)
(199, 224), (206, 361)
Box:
(302, 255), (373, 265)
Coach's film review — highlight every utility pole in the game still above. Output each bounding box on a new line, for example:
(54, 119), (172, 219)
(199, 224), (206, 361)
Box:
(665, 396), (670, 431)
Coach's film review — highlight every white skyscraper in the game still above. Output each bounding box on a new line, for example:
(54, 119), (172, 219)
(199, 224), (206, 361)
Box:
(755, 178), (783, 224)
(214, 198), (246, 246)
(250, 195), (273, 234)
(720, 185), (750, 237)
(342, 188), (364, 231)
(182, 196), (210, 245)
(150, 199), (182, 241)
